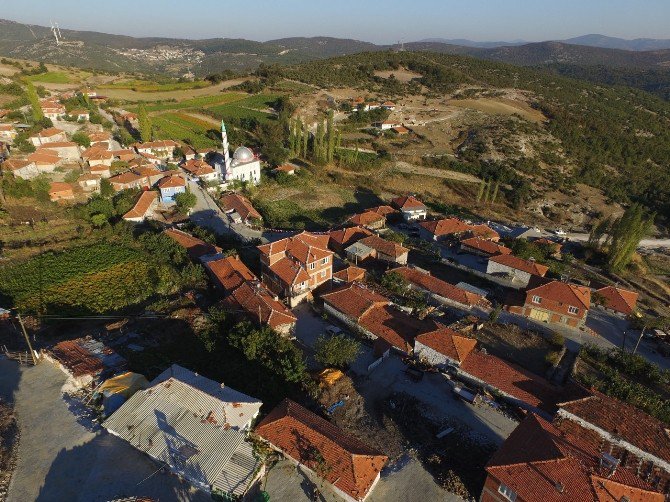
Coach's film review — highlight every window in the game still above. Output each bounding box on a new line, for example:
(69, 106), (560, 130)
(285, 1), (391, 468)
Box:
(498, 484), (517, 502)
(309, 262), (316, 270)
(322, 257), (329, 265)
(568, 306), (579, 315)
(531, 295), (541, 304)
(300, 281), (307, 289)
(320, 270), (326, 278)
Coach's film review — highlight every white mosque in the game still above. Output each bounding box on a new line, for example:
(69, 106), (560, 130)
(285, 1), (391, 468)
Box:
(217, 120), (261, 186)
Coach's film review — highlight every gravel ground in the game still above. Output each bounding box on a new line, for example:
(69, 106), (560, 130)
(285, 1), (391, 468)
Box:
(0, 358), (210, 502)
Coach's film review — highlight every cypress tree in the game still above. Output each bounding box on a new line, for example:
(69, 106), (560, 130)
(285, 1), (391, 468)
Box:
(315, 120), (325, 164)
(476, 179), (485, 202)
(326, 110), (335, 163)
(25, 82), (43, 121)
(301, 121), (309, 158)
(138, 104), (152, 142)
(491, 181), (499, 204)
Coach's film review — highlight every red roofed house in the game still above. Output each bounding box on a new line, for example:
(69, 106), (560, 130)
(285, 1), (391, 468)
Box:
(555, 391), (670, 495)
(388, 266), (488, 309)
(108, 171), (145, 192)
(220, 193), (262, 226)
(414, 328), (477, 368)
(181, 158), (218, 182)
(419, 217), (471, 242)
(133, 140), (179, 159)
(321, 282), (439, 353)
(122, 190), (158, 222)
(459, 237), (512, 258)
(49, 182), (74, 202)
(29, 127), (67, 147)
(347, 210), (386, 230)
(256, 399), (387, 502)
(390, 195), (427, 221)
(205, 255), (256, 295)
(273, 164), (296, 175)
(486, 254), (549, 287)
(157, 175), (186, 203)
(27, 150), (60, 172)
(482, 413), (664, 502)
(467, 223), (500, 242)
(0, 124), (17, 143)
(1, 158), (39, 179)
(333, 265), (366, 284)
(511, 280), (590, 328)
(346, 235), (409, 265)
(223, 281), (297, 335)
(77, 173), (101, 192)
(39, 141), (80, 161)
(82, 147), (114, 167)
(594, 285), (639, 316)
(258, 232), (333, 307)
(328, 226), (373, 255)
(164, 228), (223, 262)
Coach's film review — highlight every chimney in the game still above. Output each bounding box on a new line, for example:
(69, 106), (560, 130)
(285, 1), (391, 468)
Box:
(600, 452), (620, 477)
(555, 482), (564, 493)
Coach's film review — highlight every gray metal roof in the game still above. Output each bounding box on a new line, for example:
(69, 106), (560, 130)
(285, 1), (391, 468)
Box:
(103, 376), (259, 496)
(345, 241), (374, 257)
(151, 364), (262, 430)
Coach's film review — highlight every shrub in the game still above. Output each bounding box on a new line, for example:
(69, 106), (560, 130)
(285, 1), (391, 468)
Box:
(314, 334), (361, 368)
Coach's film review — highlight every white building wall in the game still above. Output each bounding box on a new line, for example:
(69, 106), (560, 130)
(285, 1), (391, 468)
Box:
(485, 261), (532, 286)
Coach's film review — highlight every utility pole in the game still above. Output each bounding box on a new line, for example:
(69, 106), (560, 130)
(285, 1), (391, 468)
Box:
(17, 313), (38, 365)
(632, 325), (646, 355)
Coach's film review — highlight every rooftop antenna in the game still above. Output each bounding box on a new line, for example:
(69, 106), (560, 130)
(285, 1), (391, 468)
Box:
(50, 21), (60, 46)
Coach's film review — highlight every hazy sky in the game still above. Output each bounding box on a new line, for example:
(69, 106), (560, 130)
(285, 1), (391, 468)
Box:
(4, 0), (670, 43)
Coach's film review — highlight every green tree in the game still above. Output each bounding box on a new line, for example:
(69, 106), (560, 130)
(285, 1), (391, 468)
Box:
(605, 204), (655, 273)
(588, 216), (612, 249)
(99, 178), (114, 198)
(138, 104), (152, 142)
(90, 213), (108, 228)
(71, 131), (91, 148)
(314, 334), (360, 368)
(174, 189), (197, 215)
(326, 110), (335, 163)
(25, 81), (43, 121)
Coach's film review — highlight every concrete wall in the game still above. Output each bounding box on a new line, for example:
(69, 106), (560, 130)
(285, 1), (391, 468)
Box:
(486, 261), (532, 287)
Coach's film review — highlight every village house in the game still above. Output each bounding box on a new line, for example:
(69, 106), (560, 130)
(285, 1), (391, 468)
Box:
(333, 265), (366, 284)
(414, 328), (478, 368)
(223, 281), (298, 335)
(110, 148), (136, 162)
(28, 150), (60, 172)
(77, 173), (101, 192)
(164, 228), (222, 262)
(418, 217), (471, 242)
(69, 109), (90, 121)
(347, 210), (387, 230)
(122, 190), (159, 222)
(40, 100), (66, 121)
(220, 193), (262, 226)
(486, 254), (549, 287)
(391, 195), (428, 221)
(389, 266), (489, 309)
(39, 141), (80, 161)
(103, 364), (262, 498)
(381, 101), (396, 111)
(157, 174), (186, 203)
(346, 234), (409, 265)
(1, 158), (39, 179)
(256, 399), (388, 502)
(108, 171), (145, 192)
(375, 120), (401, 130)
(29, 127), (67, 147)
(555, 391), (670, 495)
(328, 226), (373, 255)
(87, 131), (112, 147)
(181, 158), (218, 182)
(272, 164), (297, 175)
(82, 147), (114, 167)
(133, 140), (179, 159)
(482, 413), (664, 502)
(48, 182), (75, 202)
(321, 282), (439, 353)
(258, 232), (333, 307)
(459, 237), (512, 258)
(467, 223), (500, 241)
(133, 163), (165, 187)
(89, 163), (111, 178)
(0, 123), (17, 143)
(594, 285), (639, 316)
(510, 280), (590, 328)
(205, 255), (256, 295)
(392, 125), (410, 135)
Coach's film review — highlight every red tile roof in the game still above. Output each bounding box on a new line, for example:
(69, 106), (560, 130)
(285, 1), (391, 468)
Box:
(415, 328), (477, 364)
(358, 304), (439, 354)
(595, 286), (638, 315)
(392, 126), (409, 134)
(122, 190), (157, 220)
(48, 182), (73, 195)
(368, 205), (397, 216)
(256, 399), (387, 501)
(528, 280), (591, 310)
(558, 391), (670, 465)
(258, 232), (332, 266)
(2, 158), (33, 171)
(164, 228), (222, 260)
(461, 350), (564, 411)
(321, 283), (389, 320)
(487, 414), (663, 502)
(489, 254), (549, 277)
(467, 223), (500, 241)
(390, 266), (485, 307)
(358, 235), (408, 259)
(220, 193), (262, 221)
(28, 151), (59, 165)
(269, 256), (311, 287)
(109, 171), (144, 185)
(206, 256), (256, 293)
(391, 195), (426, 211)
(157, 175), (186, 188)
(36, 127), (65, 138)
(460, 237), (511, 256)
(224, 282), (297, 330)
(333, 266), (366, 283)
(328, 226), (373, 250)
(419, 217), (470, 237)
(347, 210), (385, 227)
(273, 164), (296, 173)
(182, 158), (216, 176)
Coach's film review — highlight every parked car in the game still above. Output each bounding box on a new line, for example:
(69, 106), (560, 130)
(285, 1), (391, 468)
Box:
(452, 385), (478, 404)
(325, 325), (342, 336)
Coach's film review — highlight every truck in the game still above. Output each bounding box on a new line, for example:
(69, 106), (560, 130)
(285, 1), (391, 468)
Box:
(452, 385), (478, 404)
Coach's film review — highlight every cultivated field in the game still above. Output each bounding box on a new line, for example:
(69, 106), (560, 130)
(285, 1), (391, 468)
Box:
(97, 78), (248, 102)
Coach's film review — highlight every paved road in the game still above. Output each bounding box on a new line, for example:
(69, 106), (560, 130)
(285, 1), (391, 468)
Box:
(0, 358), (209, 502)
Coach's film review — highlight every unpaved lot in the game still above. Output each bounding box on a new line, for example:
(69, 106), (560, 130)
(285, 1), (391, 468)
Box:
(0, 358), (210, 502)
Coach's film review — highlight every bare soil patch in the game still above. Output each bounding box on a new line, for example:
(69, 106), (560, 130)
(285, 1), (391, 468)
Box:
(449, 97), (546, 123)
(374, 68), (423, 83)
(97, 78), (248, 102)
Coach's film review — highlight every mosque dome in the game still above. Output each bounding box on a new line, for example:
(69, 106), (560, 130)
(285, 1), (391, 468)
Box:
(233, 146), (254, 162)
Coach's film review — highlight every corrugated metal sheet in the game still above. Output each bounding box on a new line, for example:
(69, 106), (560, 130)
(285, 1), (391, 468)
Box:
(151, 364), (261, 430)
(103, 371), (259, 495)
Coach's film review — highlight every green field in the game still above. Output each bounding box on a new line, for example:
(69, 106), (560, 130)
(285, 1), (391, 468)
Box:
(25, 71), (72, 84)
(102, 79), (211, 92)
(134, 92), (247, 113)
(205, 93), (279, 125)
(153, 113), (219, 149)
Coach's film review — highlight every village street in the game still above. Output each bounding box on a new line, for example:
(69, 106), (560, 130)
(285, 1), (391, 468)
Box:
(0, 359), (210, 502)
